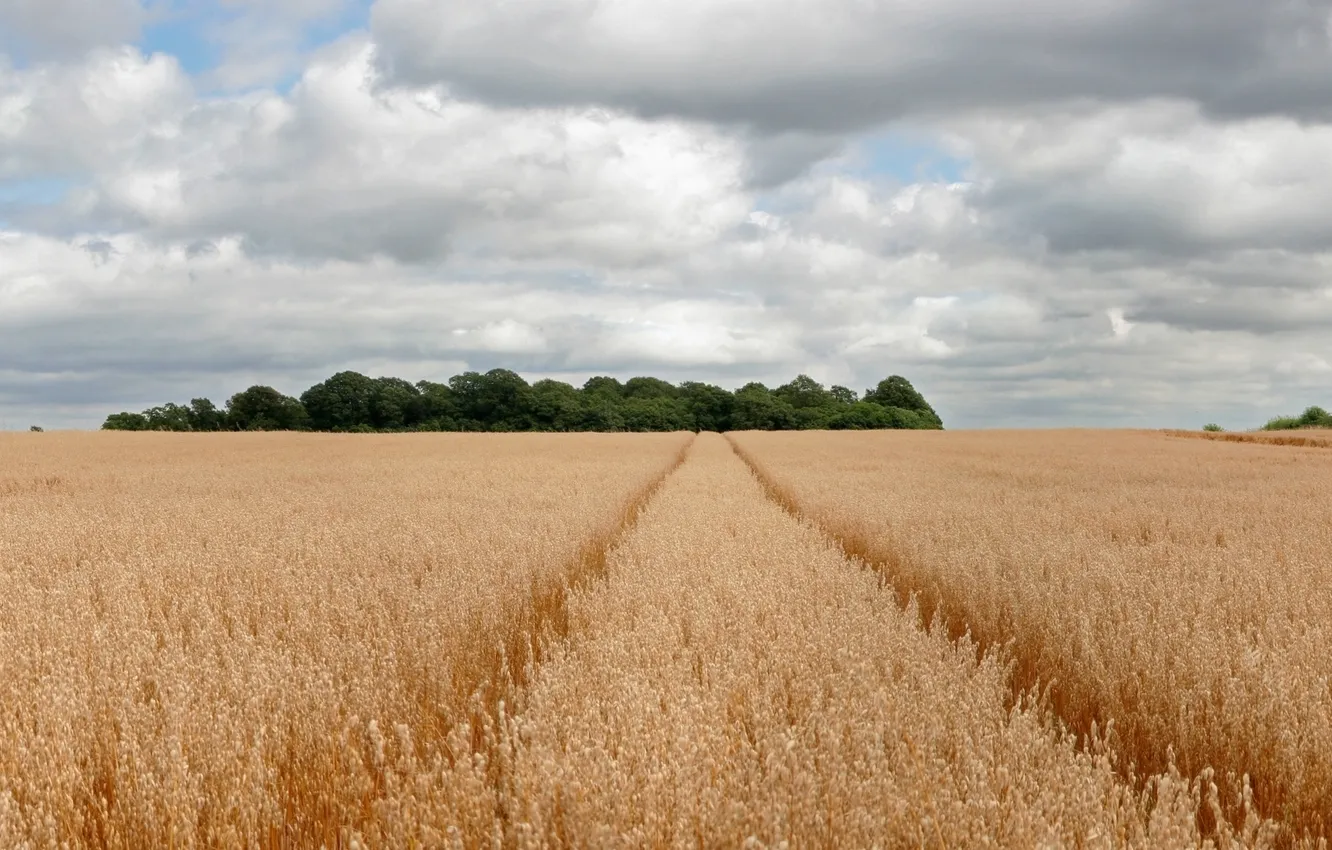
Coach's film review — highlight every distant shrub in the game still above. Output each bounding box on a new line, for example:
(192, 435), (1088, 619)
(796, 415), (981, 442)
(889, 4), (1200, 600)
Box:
(1202, 423), (1223, 432)
(1263, 406), (1332, 431)
(29, 425), (44, 432)
(1263, 416), (1301, 431)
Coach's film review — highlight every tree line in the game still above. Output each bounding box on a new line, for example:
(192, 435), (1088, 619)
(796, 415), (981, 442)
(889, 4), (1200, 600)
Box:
(101, 370), (944, 433)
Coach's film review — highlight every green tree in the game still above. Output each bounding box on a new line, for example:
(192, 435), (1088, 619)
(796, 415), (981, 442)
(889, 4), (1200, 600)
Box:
(370, 377), (423, 430)
(1300, 406), (1332, 427)
(865, 376), (943, 428)
(144, 402), (194, 431)
(449, 369), (535, 431)
(582, 376), (625, 401)
(678, 381), (734, 432)
(187, 398), (225, 431)
(226, 386), (309, 431)
(102, 412), (150, 431)
(578, 397), (627, 431)
(622, 396), (694, 431)
(623, 376), (679, 400)
(829, 402), (896, 430)
(530, 379), (584, 431)
(774, 374), (834, 410)
(414, 380), (459, 430)
(301, 371), (376, 431)
(830, 385), (858, 405)
(731, 383), (797, 431)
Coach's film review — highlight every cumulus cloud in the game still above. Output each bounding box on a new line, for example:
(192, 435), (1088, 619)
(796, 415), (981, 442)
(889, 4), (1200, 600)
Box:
(371, 0), (1332, 131)
(0, 0), (148, 61)
(946, 101), (1332, 257)
(33, 39), (749, 265)
(0, 47), (191, 179)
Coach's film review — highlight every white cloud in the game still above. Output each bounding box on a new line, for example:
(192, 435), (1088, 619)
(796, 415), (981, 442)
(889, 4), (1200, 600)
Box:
(452, 320), (548, 355)
(1107, 308), (1133, 340)
(0, 47), (191, 178)
(42, 38), (750, 266)
(948, 101), (1332, 255)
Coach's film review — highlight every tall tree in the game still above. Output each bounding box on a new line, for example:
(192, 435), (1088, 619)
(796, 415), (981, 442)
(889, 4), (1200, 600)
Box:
(369, 376), (423, 430)
(774, 374), (833, 410)
(414, 380), (458, 430)
(530, 379), (584, 432)
(187, 398), (225, 431)
(144, 402), (194, 431)
(301, 371), (376, 431)
(623, 376), (679, 400)
(621, 396), (694, 431)
(731, 383), (797, 431)
(226, 386), (308, 431)
(864, 375), (943, 428)
(450, 369), (535, 431)
(830, 385), (858, 405)
(582, 376), (625, 404)
(678, 381), (734, 432)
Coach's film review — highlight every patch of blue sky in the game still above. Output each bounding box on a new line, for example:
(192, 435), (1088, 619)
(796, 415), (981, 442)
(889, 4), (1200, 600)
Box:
(302, 0), (374, 49)
(139, 0), (374, 92)
(0, 176), (77, 229)
(843, 132), (970, 185)
(0, 177), (74, 205)
(749, 131), (972, 218)
(139, 8), (219, 75)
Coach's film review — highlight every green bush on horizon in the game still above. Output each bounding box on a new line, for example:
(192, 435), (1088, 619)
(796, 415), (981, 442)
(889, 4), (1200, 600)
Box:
(1262, 405), (1332, 431)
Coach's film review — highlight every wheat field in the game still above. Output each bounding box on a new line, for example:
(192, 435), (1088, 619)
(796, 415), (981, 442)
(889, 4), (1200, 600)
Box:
(0, 432), (689, 846)
(731, 429), (1332, 845)
(3, 428), (1329, 846)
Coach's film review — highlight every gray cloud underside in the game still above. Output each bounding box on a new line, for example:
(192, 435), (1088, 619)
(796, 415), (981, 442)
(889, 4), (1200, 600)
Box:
(0, 0), (147, 61)
(371, 0), (1332, 131)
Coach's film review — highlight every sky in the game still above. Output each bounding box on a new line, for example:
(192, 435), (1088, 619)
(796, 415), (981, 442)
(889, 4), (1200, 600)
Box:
(2, 0), (1331, 430)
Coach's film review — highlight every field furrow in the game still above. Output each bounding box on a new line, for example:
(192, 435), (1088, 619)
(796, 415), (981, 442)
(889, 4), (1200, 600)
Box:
(0, 432), (691, 847)
(729, 429), (1332, 843)
(1164, 429), (1332, 449)
(501, 433), (1231, 848)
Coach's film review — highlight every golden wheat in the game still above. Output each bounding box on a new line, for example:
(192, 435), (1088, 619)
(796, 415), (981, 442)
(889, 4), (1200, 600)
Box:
(3, 428), (1316, 847)
(502, 433), (1258, 848)
(0, 431), (689, 847)
(730, 429), (1332, 843)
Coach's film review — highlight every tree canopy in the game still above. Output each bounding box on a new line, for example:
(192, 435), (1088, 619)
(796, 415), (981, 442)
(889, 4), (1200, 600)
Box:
(102, 370), (944, 433)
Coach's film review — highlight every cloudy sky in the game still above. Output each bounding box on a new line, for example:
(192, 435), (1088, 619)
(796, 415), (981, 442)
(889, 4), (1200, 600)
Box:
(3, 0), (1331, 430)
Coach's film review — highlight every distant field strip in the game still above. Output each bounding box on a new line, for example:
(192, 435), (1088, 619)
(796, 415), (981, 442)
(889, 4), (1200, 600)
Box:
(729, 429), (1332, 842)
(0, 432), (690, 847)
(1164, 428), (1332, 448)
(503, 433), (1231, 847)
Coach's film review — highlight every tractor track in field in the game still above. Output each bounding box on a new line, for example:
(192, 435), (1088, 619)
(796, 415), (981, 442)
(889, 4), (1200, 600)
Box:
(723, 434), (1218, 829)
